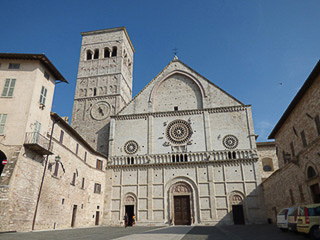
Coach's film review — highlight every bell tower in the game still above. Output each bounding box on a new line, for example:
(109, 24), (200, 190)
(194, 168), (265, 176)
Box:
(71, 27), (134, 155)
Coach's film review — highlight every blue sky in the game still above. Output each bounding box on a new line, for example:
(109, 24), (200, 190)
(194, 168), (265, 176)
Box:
(1, 0), (320, 142)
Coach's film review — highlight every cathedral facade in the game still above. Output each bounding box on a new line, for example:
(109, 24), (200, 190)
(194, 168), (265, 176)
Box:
(0, 27), (269, 232)
(71, 27), (266, 226)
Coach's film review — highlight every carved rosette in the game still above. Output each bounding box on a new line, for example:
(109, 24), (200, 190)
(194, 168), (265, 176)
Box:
(166, 120), (193, 145)
(124, 140), (138, 154)
(223, 135), (238, 149)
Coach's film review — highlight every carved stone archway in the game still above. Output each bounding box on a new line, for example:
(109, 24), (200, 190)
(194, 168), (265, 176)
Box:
(228, 191), (247, 224)
(122, 193), (137, 225)
(169, 181), (194, 225)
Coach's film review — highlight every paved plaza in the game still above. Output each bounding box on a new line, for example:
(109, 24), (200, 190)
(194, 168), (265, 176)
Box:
(0, 225), (308, 240)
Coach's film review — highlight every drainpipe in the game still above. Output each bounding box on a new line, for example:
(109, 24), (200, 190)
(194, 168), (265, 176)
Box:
(32, 118), (59, 230)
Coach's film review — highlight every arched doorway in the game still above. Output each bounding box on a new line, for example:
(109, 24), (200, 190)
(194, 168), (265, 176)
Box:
(123, 193), (136, 226)
(170, 182), (193, 225)
(229, 192), (245, 225)
(0, 150), (7, 176)
(306, 165), (320, 203)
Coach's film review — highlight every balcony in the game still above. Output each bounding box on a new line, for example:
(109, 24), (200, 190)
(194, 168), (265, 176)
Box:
(108, 149), (258, 166)
(24, 132), (53, 155)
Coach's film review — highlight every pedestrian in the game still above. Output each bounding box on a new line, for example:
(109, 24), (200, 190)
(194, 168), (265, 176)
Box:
(132, 214), (135, 226)
(124, 213), (128, 228)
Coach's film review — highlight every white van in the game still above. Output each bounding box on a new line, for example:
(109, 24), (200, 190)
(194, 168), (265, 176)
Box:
(277, 208), (289, 232)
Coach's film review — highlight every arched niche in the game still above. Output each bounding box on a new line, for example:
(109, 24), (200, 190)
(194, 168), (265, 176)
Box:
(165, 176), (200, 225)
(262, 158), (274, 172)
(149, 71), (206, 112)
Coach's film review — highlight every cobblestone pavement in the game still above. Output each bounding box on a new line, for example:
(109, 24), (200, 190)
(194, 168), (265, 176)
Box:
(0, 225), (308, 240)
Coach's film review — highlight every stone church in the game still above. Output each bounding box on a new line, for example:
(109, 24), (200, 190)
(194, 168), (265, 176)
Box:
(71, 27), (266, 226)
(0, 27), (270, 232)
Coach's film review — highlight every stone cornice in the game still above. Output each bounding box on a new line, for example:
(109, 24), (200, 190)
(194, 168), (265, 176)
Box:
(112, 105), (250, 120)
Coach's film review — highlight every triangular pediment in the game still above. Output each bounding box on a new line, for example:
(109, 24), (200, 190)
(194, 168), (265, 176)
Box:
(117, 58), (244, 115)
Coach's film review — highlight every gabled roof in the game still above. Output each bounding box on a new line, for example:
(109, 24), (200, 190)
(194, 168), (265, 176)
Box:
(0, 53), (68, 83)
(116, 57), (244, 115)
(268, 60), (320, 139)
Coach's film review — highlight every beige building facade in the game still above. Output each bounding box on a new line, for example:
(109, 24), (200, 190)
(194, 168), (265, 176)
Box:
(263, 60), (320, 223)
(0, 54), (107, 232)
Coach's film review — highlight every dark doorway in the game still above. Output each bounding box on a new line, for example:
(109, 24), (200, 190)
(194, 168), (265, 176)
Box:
(310, 184), (320, 203)
(0, 150), (7, 176)
(95, 211), (100, 225)
(174, 196), (191, 225)
(125, 205), (134, 226)
(232, 205), (245, 225)
(71, 205), (77, 227)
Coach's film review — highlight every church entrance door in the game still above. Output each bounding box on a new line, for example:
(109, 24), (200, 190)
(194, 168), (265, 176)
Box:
(232, 205), (245, 224)
(125, 205), (134, 226)
(174, 196), (191, 225)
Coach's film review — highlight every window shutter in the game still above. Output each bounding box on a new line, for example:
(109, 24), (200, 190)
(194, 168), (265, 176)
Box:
(2, 79), (10, 96)
(0, 114), (8, 134)
(8, 79), (16, 96)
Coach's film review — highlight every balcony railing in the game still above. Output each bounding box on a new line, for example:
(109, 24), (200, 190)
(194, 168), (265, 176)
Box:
(108, 149), (258, 166)
(24, 132), (53, 155)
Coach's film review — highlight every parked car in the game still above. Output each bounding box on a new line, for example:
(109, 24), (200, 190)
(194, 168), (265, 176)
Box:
(277, 208), (289, 232)
(297, 204), (320, 239)
(288, 206), (299, 232)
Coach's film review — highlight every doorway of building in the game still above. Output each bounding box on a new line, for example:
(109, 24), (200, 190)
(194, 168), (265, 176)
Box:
(232, 205), (245, 224)
(125, 205), (134, 226)
(95, 211), (100, 225)
(0, 150), (7, 176)
(310, 184), (320, 203)
(71, 205), (77, 227)
(174, 196), (191, 225)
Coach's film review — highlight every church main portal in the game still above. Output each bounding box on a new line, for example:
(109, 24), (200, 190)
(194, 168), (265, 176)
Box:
(174, 196), (191, 225)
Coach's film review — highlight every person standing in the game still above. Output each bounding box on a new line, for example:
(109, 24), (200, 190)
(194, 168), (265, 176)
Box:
(124, 213), (128, 228)
(132, 214), (135, 226)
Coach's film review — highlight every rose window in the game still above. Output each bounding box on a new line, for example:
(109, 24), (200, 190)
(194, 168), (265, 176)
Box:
(124, 140), (138, 154)
(166, 120), (192, 145)
(223, 135), (238, 149)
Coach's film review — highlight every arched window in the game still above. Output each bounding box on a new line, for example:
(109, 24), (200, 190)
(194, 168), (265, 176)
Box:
(112, 46), (117, 57)
(172, 155), (175, 163)
(93, 88), (97, 96)
(86, 50), (93, 60)
(94, 49), (99, 59)
(308, 166), (317, 179)
(184, 154), (188, 162)
(104, 48), (110, 58)
(262, 158), (274, 172)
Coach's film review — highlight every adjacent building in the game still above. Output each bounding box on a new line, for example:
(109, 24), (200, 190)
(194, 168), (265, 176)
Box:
(263, 60), (320, 223)
(0, 54), (107, 232)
